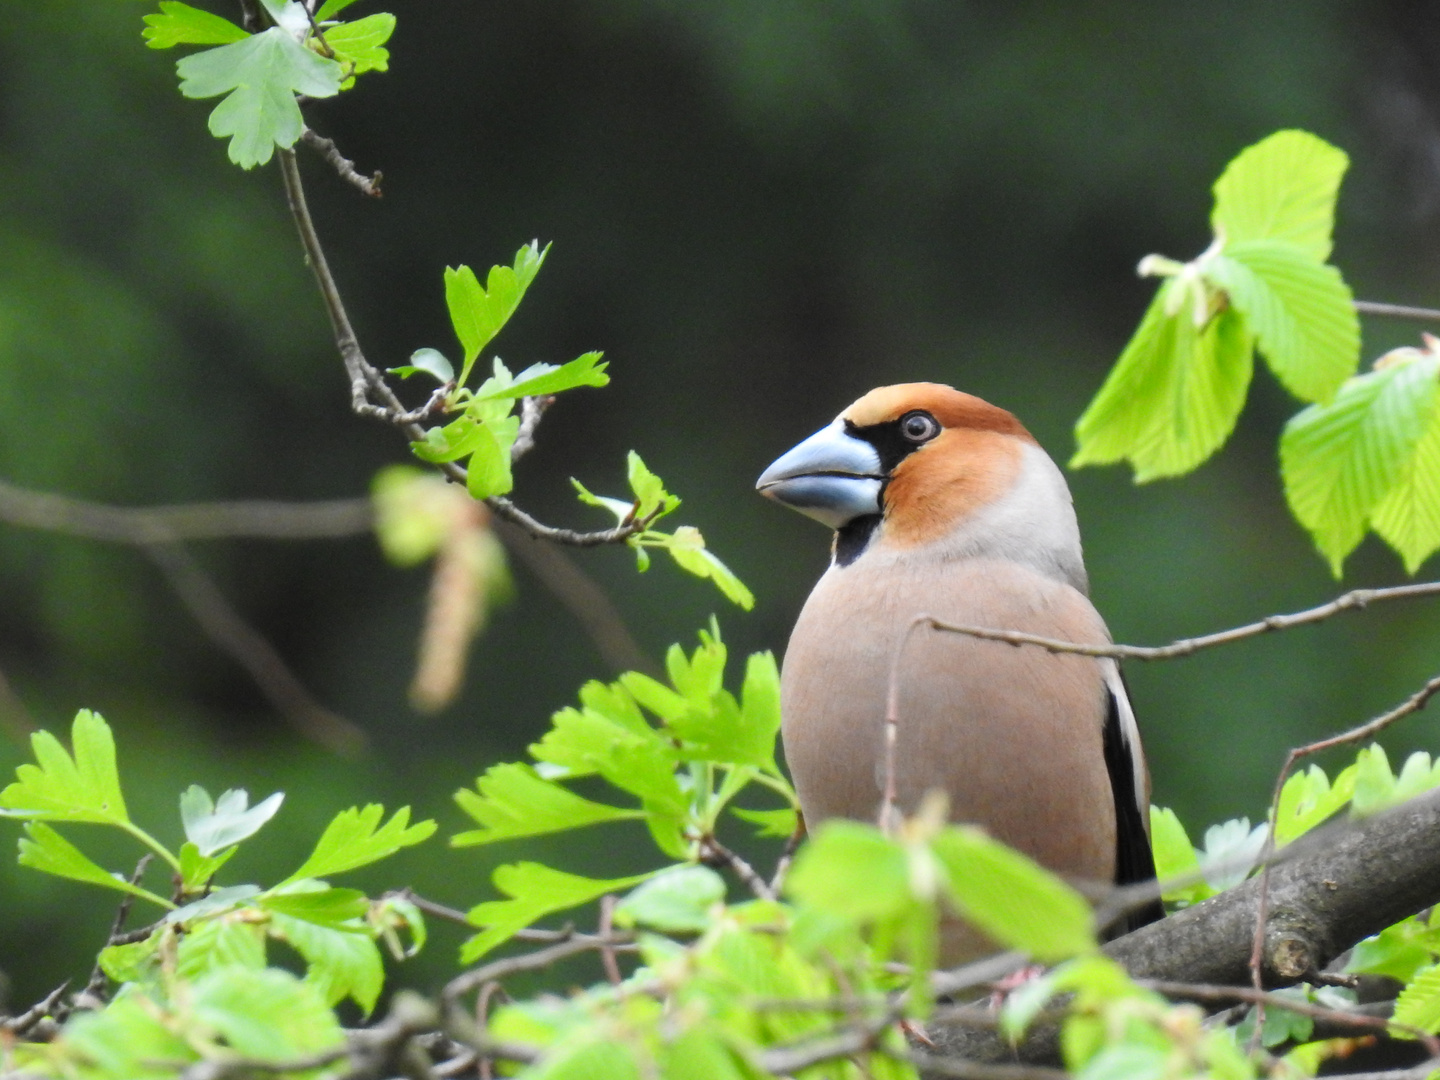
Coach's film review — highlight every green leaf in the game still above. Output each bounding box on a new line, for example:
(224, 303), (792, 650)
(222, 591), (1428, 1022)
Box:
(613, 865), (726, 932)
(931, 826), (1096, 962)
(1077, 1044), (1168, 1080)
(322, 12), (394, 86)
(1281, 351), (1440, 575)
(189, 966), (346, 1060)
(1371, 383), (1440, 573)
(259, 883), (369, 927)
(98, 933), (162, 983)
(731, 805), (798, 838)
(1394, 963), (1440, 1035)
(1072, 289), (1253, 481)
(268, 911), (384, 1014)
(390, 347), (455, 383)
(315, 0), (361, 17)
(143, 2), (248, 49)
(464, 417), (516, 499)
(181, 785), (284, 856)
(472, 351), (610, 401)
(627, 451), (679, 521)
(785, 820), (911, 922)
(660, 526), (756, 609)
(0, 710), (129, 825)
(17, 822), (173, 908)
(1198, 817), (1267, 891)
(176, 28), (342, 168)
(444, 242), (549, 387)
(571, 477), (634, 522)
(1275, 763), (1355, 845)
(1212, 130), (1348, 262)
(1148, 806), (1212, 905)
(61, 988), (196, 1077)
(176, 915), (267, 979)
(1349, 918), (1440, 983)
(179, 841), (237, 892)
(1205, 240), (1358, 403)
(462, 863), (655, 962)
(281, 804), (436, 885)
(451, 763), (643, 846)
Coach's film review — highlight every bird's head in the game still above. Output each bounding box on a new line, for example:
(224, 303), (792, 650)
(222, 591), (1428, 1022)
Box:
(757, 383), (1085, 583)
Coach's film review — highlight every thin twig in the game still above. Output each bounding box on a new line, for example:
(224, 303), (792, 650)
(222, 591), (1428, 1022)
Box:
(1354, 300), (1440, 323)
(0, 480), (372, 543)
(2, 982), (69, 1037)
(769, 818), (805, 895)
(444, 933), (638, 1003)
(700, 834), (776, 901)
(77, 854), (155, 1010)
(918, 581), (1440, 662)
(143, 542), (367, 754)
(597, 896), (623, 986)
(277, 147), (648, 549)
(510, 396), (553, 464)
(880, 614), (942, 832)
(1138, 979), (1439, 1052)
(1248, 671), (1440, 1035)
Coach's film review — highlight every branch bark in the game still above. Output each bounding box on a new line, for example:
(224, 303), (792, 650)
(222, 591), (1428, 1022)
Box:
(927, 788), (1440, 1067)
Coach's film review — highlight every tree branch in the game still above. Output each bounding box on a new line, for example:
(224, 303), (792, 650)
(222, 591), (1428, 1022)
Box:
(913, 580), (1440, 662)
(301, 128), (382, 197)
(927, 787), (1440, 1066)
(1354, 299), (1440, 322)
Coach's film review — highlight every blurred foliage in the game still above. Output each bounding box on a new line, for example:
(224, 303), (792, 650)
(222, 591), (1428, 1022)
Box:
(3, 0), (1440, 1006)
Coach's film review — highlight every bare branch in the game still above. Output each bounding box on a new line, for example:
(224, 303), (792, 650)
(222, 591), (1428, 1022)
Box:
(509, 395), (553, 464)
(444, 933), (637, 1004)
(298, 130), (383, 198)
(699, 834), (776, 901)
(1354, 299), (1440, 322)
(916, 580), (1440, 662)
(143, 543), (367, 754)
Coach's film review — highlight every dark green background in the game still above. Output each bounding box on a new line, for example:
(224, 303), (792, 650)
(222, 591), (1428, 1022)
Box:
(1, 0), (1439, 1004)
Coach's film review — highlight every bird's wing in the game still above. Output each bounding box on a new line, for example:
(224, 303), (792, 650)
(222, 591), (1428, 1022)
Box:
(1101, 663), (1165, 933)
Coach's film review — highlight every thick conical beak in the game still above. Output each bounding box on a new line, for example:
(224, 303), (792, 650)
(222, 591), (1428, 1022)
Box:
(756, 419), (883, 529)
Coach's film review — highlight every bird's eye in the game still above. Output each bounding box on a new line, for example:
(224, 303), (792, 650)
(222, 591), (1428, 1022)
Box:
(899, 411), (940, 443)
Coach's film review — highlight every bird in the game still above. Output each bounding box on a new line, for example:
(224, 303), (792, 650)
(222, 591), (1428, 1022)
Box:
(756, 382), (1163, 959)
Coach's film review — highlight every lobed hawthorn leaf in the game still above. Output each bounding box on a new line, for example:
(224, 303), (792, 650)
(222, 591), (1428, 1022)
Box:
(179, 840), (237, 893)
(471, 351), (610, 402)
(451, 762), (643, 847)
(1148, 806), (1212, 905)
(626, 450), (678, 521)
(180, 784), (284, 856)
(177, 916), (267, 981)
(0, 709), (129, 825)
(315, 0), (362, 18)
(1203, 240), (1358, 404)
(61, 987), (197, 1077)
(18, 821), (173, 908)
(1349, 912), (1440, 983)
(1212, 130), (1349, 262)
(143, 1), (248, 49)
(660, 526), (756, 610)
(730, 805), (798, 838)
(176, 28), (342, 169)
(462, 863), (655, 962)
(390, 347), (455, 384)
(444, 242), (549, 388)
(1072, 287), (1254, 481)
(281, 804), (436, 886)
(322, 12), (395, 88)
(1281, 349), (1440, 576)
(1274, 762), (1356, 846)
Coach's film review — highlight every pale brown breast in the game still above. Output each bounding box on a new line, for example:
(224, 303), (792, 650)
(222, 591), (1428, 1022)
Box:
(780, 556), (1120, 909)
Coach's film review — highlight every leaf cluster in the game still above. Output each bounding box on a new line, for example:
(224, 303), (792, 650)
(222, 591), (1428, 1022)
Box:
(144, 0), (395, 168)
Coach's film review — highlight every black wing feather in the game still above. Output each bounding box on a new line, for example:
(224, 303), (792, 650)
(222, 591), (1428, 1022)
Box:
(1102, 675), (1165, 935)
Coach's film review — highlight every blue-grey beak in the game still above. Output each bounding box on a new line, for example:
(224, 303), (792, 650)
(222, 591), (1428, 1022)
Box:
(756, 419), (884, 529)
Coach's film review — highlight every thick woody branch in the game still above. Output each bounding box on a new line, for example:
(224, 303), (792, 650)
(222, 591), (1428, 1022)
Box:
(927, 788), (1440, 1066)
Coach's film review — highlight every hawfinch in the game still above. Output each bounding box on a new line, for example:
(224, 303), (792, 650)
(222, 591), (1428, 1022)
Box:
(757, 383), (1162, 957)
